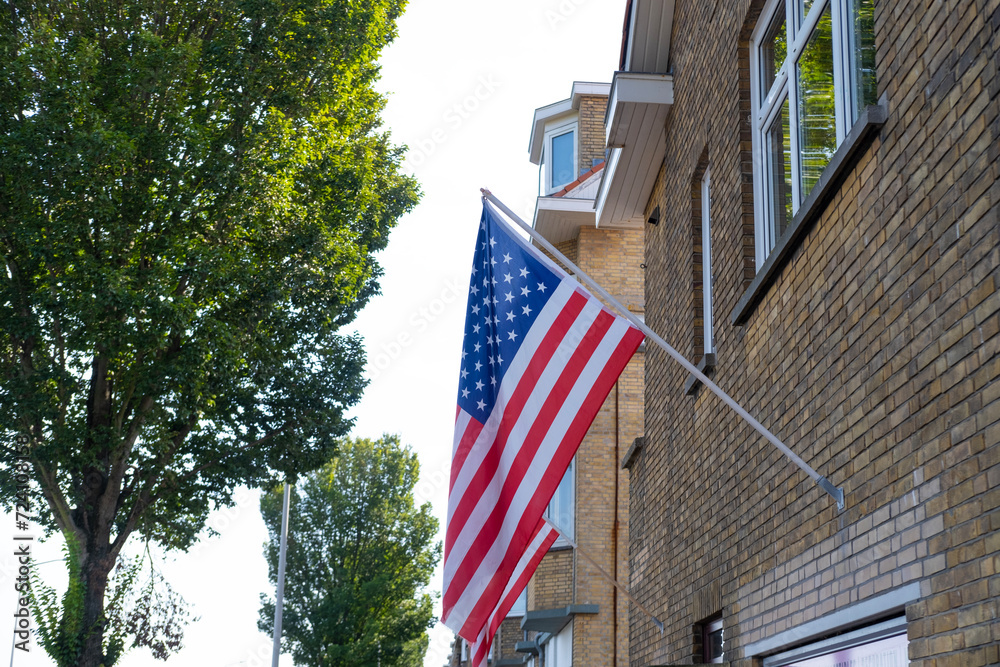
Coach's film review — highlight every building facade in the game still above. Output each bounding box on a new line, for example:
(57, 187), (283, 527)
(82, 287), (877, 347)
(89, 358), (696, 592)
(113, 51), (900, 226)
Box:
(449, 81), (646, 667)
(520, 82), (643, 667)
(593, 0), (999, 665)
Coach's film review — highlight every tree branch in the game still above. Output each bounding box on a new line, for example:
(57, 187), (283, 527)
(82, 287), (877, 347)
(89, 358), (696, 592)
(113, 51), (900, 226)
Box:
(34, 459), (84, 546)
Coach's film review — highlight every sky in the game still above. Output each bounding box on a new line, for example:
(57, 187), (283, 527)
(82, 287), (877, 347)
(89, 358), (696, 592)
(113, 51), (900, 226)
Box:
(2, 1), (628, 665)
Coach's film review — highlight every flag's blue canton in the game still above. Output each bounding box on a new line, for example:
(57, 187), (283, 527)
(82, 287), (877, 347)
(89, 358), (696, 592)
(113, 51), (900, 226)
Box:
(457, 206), (561, 419)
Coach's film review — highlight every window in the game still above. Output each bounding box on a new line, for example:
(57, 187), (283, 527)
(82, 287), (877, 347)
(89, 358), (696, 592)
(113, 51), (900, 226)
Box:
(764, 617), (907, 667)
(701, 166), (714, 355)
(685, 159), (714, 394)
(543, 120), (578, 194)
(703, 617), (724, 663)
(750, 0), (876, 268)
(507, 588), (527, 617)
(544, 457), (574, 541)
(547, 620), (573, 667)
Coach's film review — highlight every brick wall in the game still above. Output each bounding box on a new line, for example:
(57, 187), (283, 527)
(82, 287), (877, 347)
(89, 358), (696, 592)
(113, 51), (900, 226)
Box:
(529, 548), (575, 612)
(495, 617), (521, 663)
(634, 0), (999, 666)
(525, 219), (645, 666)
(578, 94), (608, 172)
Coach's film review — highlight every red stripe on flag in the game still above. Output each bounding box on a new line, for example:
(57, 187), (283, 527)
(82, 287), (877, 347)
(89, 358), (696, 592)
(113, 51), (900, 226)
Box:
(444, 291), (588, 558)
(463, 324), (642, 637)
(470, 520), (559, 667)
(449, 412), (483, 496)
(444, 307), (613, 616)
(449, 310), (620, 635)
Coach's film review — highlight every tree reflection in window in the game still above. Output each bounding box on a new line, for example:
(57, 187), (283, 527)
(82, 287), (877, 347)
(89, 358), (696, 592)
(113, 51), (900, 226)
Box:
(751, 0), (879, 268)
(797, 4), (835, 202)
(851, 0), (877, 122)
(767, 98), (793, 245)
(760, 5), (787, 96)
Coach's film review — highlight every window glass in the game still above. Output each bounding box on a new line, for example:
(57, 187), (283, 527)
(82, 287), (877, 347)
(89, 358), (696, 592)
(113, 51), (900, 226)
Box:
(752, 0), (877, 269)
(550, 130), (575, 189)
(773, 632), (906, 666)
(701, 166), (714, 355)
(545, 460), (574, 539)
(850, 0), (877, 122)
(703, 617), (724, 663)
(796, 4), (836, 202)
(507, 588), (527, 617)
(549, 621), (573, 667)
(759, 5), (787, 97)
(767, 98), (793, 244)
(798, 0), (817, 26)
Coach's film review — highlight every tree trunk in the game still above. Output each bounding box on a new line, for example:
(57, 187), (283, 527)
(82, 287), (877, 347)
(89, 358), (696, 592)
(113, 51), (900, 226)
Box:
(78, 550), (113, 667)
(74, 354), (117, 667)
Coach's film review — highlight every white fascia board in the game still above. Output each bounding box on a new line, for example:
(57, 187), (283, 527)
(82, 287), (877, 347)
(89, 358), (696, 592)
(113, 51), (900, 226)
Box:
(533, 196), (597, 245)
(594, 147), (622, 228)
(529, 82), (611, 165)
(570, 81), (611, 109)
(624, 0), (676, 73)
(606, 72), (674, 148)
(535, 196), (595, 216)
(623, 0), (639, 72)
(529, 98), (574, 165)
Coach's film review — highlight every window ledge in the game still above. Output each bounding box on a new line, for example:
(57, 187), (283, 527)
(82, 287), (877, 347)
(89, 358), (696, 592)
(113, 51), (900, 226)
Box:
(732, 103), (888, 326)
(622, 436), (645, 470)
(684, 353), (717, 395)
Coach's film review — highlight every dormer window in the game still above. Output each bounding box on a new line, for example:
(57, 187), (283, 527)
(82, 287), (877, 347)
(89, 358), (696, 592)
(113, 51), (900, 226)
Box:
(543, 119), (578, 194)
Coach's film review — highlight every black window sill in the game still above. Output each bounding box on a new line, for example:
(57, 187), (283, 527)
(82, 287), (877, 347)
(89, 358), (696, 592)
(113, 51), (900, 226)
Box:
(731, 103), (888, 326)
(621, 436), (645, 470)
(684, 353), (716, 395)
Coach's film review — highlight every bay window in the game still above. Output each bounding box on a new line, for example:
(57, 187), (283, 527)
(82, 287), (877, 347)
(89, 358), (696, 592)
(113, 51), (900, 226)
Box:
(543, 120), (578, 194)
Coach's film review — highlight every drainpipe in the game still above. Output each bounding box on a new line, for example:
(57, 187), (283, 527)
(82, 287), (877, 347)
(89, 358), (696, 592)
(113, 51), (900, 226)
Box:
(613, 381), (620, 667)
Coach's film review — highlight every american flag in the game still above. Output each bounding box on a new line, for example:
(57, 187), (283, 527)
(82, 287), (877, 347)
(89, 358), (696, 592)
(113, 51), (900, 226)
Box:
(442, 201), (644, 658)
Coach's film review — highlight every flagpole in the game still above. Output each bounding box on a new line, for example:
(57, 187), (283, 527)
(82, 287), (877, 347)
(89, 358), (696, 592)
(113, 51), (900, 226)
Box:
(481, 189), (844, 511)
(543, 519), (664, 633)
(271, 482), (291, 667)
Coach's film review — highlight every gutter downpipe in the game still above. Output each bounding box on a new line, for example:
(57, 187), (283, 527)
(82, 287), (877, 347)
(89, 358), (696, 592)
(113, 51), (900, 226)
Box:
(613, 381), (620, 667)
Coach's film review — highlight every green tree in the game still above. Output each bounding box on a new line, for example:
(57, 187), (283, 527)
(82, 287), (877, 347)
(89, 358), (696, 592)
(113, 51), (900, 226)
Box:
(0, 1), (419, 665)
(259, 435), (441, 667)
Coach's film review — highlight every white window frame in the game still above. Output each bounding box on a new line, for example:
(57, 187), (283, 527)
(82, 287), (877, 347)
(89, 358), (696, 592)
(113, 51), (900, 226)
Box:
(543, 118), (578, 195)
(750, 0), (874, 270)
(506, 587), (527, 618)
(763, 616), (907, 666)
(547, 620), (573, 667)
(544, 456), (575, 544)
(701, 165), (714, 355)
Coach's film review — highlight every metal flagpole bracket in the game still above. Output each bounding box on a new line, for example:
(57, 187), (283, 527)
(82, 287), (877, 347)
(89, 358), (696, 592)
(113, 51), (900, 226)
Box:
(481, 189), (846, 513)
(818, 477), (845, 511)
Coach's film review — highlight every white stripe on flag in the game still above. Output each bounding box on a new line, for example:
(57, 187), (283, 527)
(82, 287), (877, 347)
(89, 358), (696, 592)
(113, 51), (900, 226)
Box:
(469, 522), (559, 667)
(443, 288), (599, 590)
(444, 313), (634, 633)
(446, 278), (577, 529)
